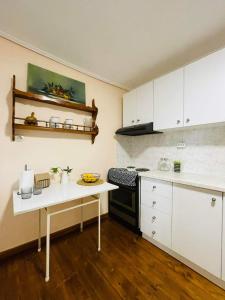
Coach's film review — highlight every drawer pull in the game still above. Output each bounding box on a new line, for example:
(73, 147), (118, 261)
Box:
(152, 201), (156, 207)
(152, 231), (156, 236)
(211, 197), (216, 207)
(152, 216), (156, 222)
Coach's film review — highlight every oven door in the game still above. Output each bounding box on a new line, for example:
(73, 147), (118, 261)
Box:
(109, 185), (136, 213)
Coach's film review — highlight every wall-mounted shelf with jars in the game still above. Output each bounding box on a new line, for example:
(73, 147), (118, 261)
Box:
(12, 75), (99, 143)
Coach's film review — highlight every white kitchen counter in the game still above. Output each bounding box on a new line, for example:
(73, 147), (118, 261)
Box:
(139, 170), (225, 193)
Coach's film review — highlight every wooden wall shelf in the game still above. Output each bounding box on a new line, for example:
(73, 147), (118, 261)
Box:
(12, 75), (99, 143)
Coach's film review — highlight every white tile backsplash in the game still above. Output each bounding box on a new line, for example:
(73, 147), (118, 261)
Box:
(116, 125), (225, 176)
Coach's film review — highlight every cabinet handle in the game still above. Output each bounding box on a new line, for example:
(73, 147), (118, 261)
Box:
(186, 118), (190, 123)
(137, 119), (140, 122)
(211, 197), (216, 207)
(177, 120), (180, 124)
(152, 216), (156, 222)
(152, 231), (156, 236)
(152, 201), (156, 207)
(152, 185), (156, 190)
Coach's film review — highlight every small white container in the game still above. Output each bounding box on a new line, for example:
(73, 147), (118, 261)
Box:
(64, 118), (73, 129)
(83, 117), (93, 131)
(49, 116), (60, 128)
(61, 171), (69, 184)
(158, 158), (171, 171)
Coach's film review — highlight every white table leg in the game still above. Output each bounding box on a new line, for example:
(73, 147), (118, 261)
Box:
(80, 198), (83, 232)
(38, 209), (41, 252)
(45, 209), (50, 282)
(98, 197), (101, 252)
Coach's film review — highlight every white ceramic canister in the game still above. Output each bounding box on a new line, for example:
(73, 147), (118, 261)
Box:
(83, 117), (93, 131)
(64, 118), (73, 129)
(49, 116), (60, 128)
(61, 171), (69, 184)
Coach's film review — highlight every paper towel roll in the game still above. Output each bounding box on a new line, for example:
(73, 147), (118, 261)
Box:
(20, 169), (34, 192)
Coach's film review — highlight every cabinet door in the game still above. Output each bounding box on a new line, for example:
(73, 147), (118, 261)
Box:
(154, 68), (184, 130)
(172, 184), (222, 277)
(123, 89), (137, 127)
(141, 204), (171, 248)
(184, 48), (225, 127)
(136, 81), (154, 124)
(222, 196), (225, 280)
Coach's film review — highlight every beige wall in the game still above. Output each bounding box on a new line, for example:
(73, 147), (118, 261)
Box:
(0, 37), (124, 252)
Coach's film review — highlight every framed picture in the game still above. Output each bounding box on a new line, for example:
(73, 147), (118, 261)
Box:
(27, 63), (86, 104)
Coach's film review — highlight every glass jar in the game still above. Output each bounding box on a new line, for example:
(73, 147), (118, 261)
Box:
(158, 158), (171, 171)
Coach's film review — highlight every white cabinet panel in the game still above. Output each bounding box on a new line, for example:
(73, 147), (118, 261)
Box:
(123, 89), (137, 127)
(154, 68), (184, 130)
(141, 205), (171, 248)
(172, 184), (222, 277)
(222, 195), (225, 280)
(123, 81), (153, 127)
(137, 81), (154, 124)
(141, 178), (172, 215)
(184, 48), (225, 127)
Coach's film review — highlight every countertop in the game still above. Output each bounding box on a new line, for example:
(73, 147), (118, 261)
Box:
(13, 182), (118, 215)
(139, 170), (225, 193)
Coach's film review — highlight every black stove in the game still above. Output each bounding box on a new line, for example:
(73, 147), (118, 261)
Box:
(108, 167), (149, 233)
(135, 168), (150, 172)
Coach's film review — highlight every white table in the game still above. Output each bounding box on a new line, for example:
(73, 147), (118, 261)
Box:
(13, 182), (118, 282)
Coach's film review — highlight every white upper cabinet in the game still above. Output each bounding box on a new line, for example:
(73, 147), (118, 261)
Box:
(154, 68), (184, 130)
(123, 89), (137, 127)
(172, 184), (222, 277)
(136, 81), (154, 124)
(123, 82), (153, 127)
(184, 48), (225, 127)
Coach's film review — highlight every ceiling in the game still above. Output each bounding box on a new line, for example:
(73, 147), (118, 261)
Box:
(1, 0), (225, 89)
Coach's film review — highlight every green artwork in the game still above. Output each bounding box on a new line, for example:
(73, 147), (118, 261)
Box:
(27, 63), (86, 104)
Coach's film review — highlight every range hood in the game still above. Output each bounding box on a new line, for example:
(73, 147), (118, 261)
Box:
(115, 122), (162, 136)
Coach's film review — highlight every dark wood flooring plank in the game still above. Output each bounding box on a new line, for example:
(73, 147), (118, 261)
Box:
(1, 219), (225, 300)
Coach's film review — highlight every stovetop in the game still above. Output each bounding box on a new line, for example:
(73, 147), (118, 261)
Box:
(126, 166), (150, 172)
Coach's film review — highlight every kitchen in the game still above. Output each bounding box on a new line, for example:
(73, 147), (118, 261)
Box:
(1, 1), (225, 299)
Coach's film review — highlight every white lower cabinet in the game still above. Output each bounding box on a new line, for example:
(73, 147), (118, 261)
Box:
(141, 177), (224, 282)
(222, 197), (225, 280)
(141, 205), (171, 248)
(172, 184), (222, 278)
(140, 178), (172, 248)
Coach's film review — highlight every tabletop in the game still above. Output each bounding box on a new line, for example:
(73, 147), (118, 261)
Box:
(13, 181), (118, 215)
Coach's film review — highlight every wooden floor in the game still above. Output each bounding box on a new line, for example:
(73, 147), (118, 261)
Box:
(1, 218), (225, 300)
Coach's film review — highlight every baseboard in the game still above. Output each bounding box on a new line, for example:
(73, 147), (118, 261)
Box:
(0, 213), (108, 261)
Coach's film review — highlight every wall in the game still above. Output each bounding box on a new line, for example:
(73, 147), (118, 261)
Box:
(0, 37), (124, 252)
(117, 125), (225, 177)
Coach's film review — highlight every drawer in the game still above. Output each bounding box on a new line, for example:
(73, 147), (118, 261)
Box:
(141, 177), (172, 199)
(141, 205), (172, 248)
(141, 189), (172, 215)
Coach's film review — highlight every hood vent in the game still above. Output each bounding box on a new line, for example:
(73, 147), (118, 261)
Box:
(115, 122), (162, 136)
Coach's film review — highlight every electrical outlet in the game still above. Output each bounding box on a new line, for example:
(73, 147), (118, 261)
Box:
(176, 142), (186, 149)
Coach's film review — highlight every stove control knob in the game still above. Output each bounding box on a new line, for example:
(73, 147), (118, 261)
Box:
(152, 216), (156, 222)
(152, 185), (156, 190)
(152, 231), (156, 236)
(152, 201), (156, 207)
